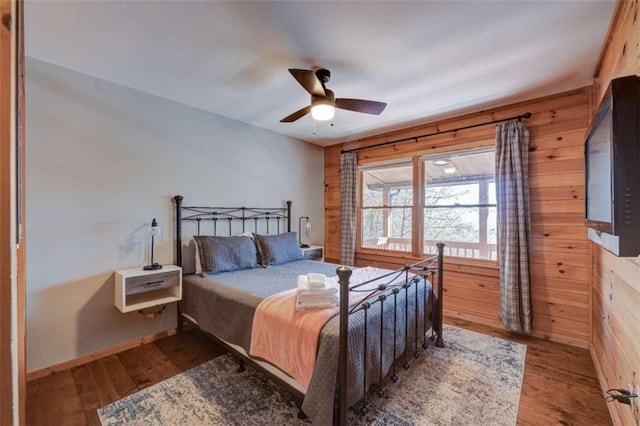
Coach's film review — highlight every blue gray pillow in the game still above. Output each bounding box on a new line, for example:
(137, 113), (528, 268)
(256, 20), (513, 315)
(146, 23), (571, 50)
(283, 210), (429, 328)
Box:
(254, 232), (303, 266)
(193, 235), (258, 274)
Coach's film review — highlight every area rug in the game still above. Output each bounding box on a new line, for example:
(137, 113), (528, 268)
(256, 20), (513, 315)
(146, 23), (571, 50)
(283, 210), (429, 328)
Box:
(98, 325), (526, 425)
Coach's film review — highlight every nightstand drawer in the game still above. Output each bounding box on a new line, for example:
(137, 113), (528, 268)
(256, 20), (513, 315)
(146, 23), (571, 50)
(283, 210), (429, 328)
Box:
(302, 246), (323, 260)
(125, 270), (180, 295)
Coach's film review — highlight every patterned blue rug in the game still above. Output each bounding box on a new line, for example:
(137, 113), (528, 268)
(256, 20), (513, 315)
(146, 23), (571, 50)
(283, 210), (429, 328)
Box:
(98, 325), (526, 425)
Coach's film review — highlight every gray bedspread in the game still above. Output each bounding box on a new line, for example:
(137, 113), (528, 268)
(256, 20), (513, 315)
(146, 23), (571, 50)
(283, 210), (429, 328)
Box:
(179, 259), (434, 424)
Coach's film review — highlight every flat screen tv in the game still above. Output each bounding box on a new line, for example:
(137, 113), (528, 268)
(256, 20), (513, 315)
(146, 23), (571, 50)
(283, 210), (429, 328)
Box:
(584, 75), (640, 257)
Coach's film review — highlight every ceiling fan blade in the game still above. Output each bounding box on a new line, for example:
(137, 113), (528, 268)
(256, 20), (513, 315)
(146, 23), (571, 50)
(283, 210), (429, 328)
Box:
(280, 105), (312, 123)
(288, 69), (325, 97)
(335, 98), (387, 115)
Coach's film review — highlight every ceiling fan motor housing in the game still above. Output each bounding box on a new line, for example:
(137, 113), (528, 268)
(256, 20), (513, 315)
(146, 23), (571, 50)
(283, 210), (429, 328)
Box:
(313, 88), (335, 106)
(315, 68), (331, 84)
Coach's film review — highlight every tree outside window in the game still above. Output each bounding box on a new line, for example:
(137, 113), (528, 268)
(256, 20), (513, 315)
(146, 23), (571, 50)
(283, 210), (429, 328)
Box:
(361, 163), (413, 252)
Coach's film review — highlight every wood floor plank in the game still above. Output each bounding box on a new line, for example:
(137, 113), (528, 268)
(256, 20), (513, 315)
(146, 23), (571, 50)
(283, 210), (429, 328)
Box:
(26, 370), (86, 426)
(70, 364), (101, 410)
(117, 342), (181, 390)
(99, 355), (137, 398)
(154, 328), (226, 371)
(87, 360), (121, 405)
(84, 408), (102, 426)
(524, 344), (598, 379)
(70, 364), (105, 425)
(521, 365), (610, 424)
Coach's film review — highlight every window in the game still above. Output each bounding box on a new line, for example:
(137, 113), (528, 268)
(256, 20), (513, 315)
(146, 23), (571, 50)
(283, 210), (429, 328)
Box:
(357, 147), (497, 261)
(360, 162), (413, 252)
(423, 148), (497, 260)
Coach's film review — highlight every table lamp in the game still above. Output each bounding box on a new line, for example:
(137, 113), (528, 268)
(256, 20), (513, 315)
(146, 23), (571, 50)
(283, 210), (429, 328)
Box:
(143, 218), (163, 270)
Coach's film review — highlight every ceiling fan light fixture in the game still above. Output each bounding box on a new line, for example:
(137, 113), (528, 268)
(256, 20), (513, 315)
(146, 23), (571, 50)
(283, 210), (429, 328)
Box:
(311, 104), (335, 121)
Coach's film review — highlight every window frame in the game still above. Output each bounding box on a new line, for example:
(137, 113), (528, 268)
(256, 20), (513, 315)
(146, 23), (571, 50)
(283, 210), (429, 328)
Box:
(358, 160), (416, 254)
(422, 147), (497, 261)
(356, 147), (498, 263)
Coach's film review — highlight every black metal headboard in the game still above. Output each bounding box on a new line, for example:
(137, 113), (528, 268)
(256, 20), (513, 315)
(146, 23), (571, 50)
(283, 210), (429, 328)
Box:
(173, 195), (291, 267)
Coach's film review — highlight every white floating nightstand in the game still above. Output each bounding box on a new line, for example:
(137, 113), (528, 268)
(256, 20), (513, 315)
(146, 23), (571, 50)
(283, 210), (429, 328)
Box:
(301, 245), (323, 261)
(115, 265), (182, 313)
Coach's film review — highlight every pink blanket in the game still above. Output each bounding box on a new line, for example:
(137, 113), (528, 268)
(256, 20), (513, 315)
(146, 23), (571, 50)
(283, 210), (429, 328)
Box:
(249, 267), (402, 391)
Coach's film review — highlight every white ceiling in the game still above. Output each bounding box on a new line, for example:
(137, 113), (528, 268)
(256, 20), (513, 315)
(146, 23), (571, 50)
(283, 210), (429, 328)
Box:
(24, 1), (616, 147)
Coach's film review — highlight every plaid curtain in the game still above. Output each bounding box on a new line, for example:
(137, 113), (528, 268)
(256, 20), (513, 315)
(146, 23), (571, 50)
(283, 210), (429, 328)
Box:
(340, 152), (357, 265)
(495, 121), (532, 333)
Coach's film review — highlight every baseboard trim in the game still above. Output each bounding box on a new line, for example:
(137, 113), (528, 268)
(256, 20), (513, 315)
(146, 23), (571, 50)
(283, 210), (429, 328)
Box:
(26, 328), (177, 382)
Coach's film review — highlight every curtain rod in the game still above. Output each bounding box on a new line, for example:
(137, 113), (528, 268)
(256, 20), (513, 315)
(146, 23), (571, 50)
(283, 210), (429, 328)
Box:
(341, 112), (532, 154)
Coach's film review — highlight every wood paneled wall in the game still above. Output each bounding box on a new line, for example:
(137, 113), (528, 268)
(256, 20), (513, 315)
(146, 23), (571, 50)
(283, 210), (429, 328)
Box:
(324, 87), (592, 348)
(590, 1), (640, 425)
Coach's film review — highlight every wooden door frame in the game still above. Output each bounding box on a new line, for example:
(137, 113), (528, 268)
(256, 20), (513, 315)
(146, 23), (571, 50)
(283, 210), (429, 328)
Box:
(1, 0), (25, 424)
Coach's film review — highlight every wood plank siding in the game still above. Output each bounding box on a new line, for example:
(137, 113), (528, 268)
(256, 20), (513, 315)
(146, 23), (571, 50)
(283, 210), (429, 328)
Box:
(590, 1), (640, 425)
(324, 87), (593, 349)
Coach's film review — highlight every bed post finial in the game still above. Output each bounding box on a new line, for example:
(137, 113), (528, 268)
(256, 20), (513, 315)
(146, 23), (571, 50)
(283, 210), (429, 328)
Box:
(435, 242), (445, 348)
(336, 266), (352, 285)
(286, 200), (292, 232)
(336, 265), (352, 425)
(174, 196), (183, 268)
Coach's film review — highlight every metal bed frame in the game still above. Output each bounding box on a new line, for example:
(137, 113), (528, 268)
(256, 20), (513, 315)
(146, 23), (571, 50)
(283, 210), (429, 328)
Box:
(173, 195), (444, 425)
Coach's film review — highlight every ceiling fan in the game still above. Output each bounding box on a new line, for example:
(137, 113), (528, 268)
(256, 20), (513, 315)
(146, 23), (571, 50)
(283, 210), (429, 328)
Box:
(280, 68), (387, 123)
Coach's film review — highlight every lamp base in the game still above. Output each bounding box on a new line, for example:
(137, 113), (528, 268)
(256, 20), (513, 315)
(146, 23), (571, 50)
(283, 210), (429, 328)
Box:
(299, 244), (310, 248)
(143, 263), (163, 271)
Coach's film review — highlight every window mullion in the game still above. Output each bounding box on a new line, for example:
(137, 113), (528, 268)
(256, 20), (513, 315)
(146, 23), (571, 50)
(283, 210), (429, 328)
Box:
(413, 156), (422, 257)
(479, 177), (489, 259)
(356, 169), (363, 255)
(382, 184), (390, 239)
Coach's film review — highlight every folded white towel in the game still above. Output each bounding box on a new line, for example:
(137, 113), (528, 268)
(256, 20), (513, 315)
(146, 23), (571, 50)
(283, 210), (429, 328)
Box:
(297, 293), (339, 303)
(307, 273), (327, 289)
(296, 275), (338, 296)
(296, 302), (338, 312)
(296, 294), (339, 311)
(296, 294), (340, 304)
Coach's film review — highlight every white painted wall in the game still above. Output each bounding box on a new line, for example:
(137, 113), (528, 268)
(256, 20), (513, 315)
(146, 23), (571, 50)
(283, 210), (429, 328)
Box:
(25, 58), (325, 372)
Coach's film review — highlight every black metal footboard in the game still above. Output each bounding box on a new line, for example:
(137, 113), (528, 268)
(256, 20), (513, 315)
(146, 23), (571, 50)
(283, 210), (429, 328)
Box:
(335, 244), (445, 425)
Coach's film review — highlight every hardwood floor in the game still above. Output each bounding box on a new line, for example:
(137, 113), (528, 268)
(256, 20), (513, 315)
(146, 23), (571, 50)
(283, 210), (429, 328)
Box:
(26, 322), (612, 425)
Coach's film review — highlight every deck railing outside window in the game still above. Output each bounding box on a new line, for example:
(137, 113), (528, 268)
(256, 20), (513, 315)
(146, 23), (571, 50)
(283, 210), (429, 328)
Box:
(362, 238), (498, 260)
